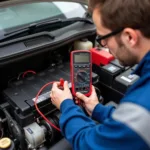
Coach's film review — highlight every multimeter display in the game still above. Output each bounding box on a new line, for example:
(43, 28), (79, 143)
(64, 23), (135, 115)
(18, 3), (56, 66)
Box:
(74, 54), (90, 63)
(71, 50), (92, 96)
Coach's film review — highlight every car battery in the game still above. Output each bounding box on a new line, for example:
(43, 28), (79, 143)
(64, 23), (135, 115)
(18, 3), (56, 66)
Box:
(131, 64), (138, 71)
(113, 69), (140, 93)
(110, 59), (130, 71)
(3, 62), (99, 127)
(92, 72), (99, 84)
(98, 64), (122, 86)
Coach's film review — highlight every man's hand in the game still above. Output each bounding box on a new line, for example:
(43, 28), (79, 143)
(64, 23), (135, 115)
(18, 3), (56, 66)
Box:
(76, 86), (99, 116)
(50, 81), (73, 109)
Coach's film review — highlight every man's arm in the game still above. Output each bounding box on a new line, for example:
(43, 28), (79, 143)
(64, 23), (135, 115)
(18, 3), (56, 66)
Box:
(60, 100), (149, 150)
(91, 103), (115, 123)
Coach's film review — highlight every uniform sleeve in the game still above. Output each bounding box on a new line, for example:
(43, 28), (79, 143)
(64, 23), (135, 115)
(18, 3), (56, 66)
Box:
(59, 99), (149, 150)
(91, 103), (115, 123)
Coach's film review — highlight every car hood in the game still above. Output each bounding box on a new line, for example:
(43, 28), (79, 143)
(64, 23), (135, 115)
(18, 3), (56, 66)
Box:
(0, 0), (88, 7)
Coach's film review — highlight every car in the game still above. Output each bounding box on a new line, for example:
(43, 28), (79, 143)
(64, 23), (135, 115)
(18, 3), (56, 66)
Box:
(0, 0), (97, 150)
(0, 1), (139, 150)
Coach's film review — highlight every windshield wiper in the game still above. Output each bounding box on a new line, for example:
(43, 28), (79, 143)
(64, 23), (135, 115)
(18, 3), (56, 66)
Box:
(0, 17), (93, 42)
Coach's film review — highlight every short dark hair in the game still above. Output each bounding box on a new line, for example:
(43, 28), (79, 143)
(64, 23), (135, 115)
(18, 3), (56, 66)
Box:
(89, 0), (150, 38)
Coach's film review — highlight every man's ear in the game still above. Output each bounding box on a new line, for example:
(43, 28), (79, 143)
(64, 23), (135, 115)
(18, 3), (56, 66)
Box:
(121, 28), (138, 47)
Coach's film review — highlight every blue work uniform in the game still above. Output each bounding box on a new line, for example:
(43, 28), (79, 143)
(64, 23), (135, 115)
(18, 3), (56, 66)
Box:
(59, 51), (150, 150)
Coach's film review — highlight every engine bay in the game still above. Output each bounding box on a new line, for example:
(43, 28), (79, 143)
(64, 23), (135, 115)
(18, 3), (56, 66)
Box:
(0, 22), (139, 150)
(0, 26), (100, 149)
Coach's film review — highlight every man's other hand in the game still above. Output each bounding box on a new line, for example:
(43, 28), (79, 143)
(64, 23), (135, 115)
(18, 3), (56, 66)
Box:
(76, 86), (99, 116)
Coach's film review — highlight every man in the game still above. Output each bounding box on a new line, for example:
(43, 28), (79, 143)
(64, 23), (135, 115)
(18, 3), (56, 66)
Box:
(50, 0), (150, 149)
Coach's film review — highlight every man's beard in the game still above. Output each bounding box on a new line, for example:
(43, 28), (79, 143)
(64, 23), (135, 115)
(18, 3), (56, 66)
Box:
(115, 39), (137, 67)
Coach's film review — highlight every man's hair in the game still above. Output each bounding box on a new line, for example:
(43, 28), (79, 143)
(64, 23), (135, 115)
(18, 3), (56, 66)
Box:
(89, 0), (150, 38)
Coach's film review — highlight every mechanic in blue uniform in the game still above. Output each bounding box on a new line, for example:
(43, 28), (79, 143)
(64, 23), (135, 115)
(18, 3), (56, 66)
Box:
(50, 0), (150, 149)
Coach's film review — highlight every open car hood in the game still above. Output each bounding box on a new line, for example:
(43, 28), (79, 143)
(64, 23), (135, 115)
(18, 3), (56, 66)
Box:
(0, 0), (88, 7)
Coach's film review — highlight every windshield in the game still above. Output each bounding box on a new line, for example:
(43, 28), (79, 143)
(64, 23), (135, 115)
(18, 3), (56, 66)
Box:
(0, 2), (87, 31)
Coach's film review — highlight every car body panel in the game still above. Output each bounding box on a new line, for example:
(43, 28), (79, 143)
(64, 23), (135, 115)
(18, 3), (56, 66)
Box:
(0, 0), (88, 7)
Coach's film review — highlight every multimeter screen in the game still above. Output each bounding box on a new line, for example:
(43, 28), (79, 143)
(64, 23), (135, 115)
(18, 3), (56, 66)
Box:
(74, 53), (90, 63)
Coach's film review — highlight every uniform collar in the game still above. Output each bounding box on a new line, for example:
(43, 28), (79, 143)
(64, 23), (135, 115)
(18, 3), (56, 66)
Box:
(132, 51), (150, 77)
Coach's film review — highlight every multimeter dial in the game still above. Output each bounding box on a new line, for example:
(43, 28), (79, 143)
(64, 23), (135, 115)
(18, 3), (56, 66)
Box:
(76, 70), (88, 83)
(74, 67), (90, 94)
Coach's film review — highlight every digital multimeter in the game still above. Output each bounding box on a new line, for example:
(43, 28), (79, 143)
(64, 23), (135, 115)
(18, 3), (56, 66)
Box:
(70, 50), (92, 97)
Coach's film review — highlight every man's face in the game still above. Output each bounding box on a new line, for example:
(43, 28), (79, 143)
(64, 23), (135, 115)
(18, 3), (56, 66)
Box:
(92, 8), (137, 66)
